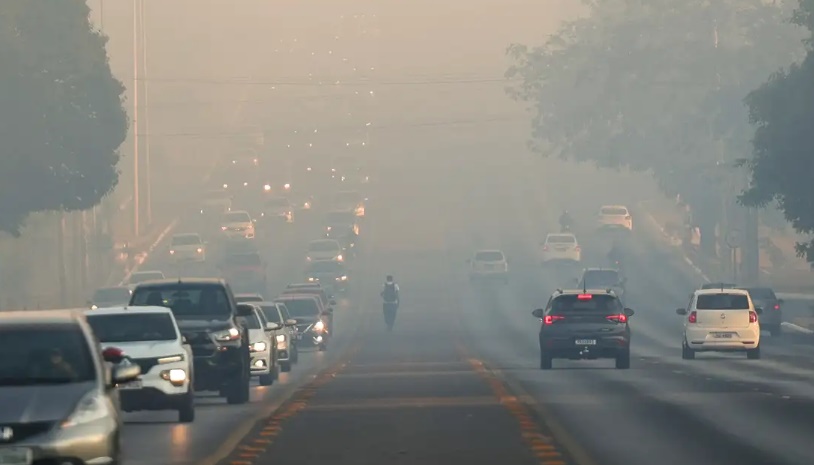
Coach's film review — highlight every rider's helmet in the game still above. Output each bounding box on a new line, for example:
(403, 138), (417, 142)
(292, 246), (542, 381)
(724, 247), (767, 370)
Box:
(386, 275), (394, 283)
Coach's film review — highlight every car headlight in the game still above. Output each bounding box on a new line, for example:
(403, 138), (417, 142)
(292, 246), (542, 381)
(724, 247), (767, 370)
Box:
(304, 202), (311, 208)
(160, 369), (187, 386)
(158, 354), (185, 364)
(314, 320), (325, 331)
(221, 226), (227, 231)
(336, 255), (343, 261)
(61, 391), (110, 428)
(307, 276), (316, 282)
(251, 341), (267, 352)
(197, 248), (203, 253)
(264, 184), (271, 191)
(337, 275), (348, 281)
(276, 334), (286, 342)
(213, 327), (240, 342)
(90, 304), (98, 310)
(169, 249), (175, 254)
(306, 256), (312, 261)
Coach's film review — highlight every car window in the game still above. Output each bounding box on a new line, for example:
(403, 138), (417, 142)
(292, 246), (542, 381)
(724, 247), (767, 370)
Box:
(309, 241), (340, 252)
(581, 270), (620, 287)
(265, 198), (289, 207)
(238, 309), (262, 329)
(696, 294), (749, 310)
(277, 298), (319, 318)
(88, 313), (178, 342)
(475, 251), (504, 261)
(307, 261), (345, 272)
(92, 287), (131, 302)
(259, 304), (283, 323)
(278, 304), (292, 320)
(171, 235), (201, 246)
(546, 235), (576, 244)
(0, 325), (95, 385)
(601, 207), (629, 216)
(739, 287), (776, 300)
(223, 253), (262, 266)
(282, 289), (327, 305)
(223, 212), (251, 222)
(236, 295), (263, 302)
(334, 192), (361, 203)
(128, 272), (163, 284)
(548, 294), (622, 315)
(131, 285), (231, 319)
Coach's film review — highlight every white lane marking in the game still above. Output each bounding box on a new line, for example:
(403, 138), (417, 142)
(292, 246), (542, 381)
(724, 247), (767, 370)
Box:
(118, 219), (179, 286)
(781, 322), (814, 334)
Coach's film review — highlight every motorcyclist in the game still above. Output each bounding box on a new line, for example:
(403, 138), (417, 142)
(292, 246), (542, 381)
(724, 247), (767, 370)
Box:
(380, 275), (400, 331)
(559, 210), (574, 231)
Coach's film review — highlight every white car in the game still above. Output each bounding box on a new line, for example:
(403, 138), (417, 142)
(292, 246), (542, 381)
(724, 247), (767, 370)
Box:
(220, 210), (255, 239)
(540, 233), (582, 265)
(126, 270), (165, 290)
(238, 303), (282, 386)
(85, 305), (195, 423)
(598, 205), (633, 231)
(677, 288), (762, 360)
(306, 239), (344, 263)
(256, 301), (299, 372)
(333, 190), (366, 217)
(468, 249), (509, 283)
(169, 233), (206, 262)
(261, 196), (293, 223)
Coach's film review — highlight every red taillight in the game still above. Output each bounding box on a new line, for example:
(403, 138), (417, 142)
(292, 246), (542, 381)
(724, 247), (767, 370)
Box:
(577, 294), (593, 300)
(544, 315), (565, 325)
(543, 246), (549, 251)
(773, 304), (780, 310)
(574, 246), (581, 251)
(102, 346), (124, 363)
(625, 215), (631, 220)
(688, 311), (697, 323)
(749, 311), (758, 323)
(606, 314), (627, 323)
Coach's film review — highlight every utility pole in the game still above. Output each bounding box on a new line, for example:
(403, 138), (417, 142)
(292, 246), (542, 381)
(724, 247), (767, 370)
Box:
(141, 0), (152, 226)
(132, 0), (140, 237)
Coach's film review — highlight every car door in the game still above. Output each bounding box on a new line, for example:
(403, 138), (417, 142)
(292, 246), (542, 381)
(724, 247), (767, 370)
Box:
(278, 303), (298, 341)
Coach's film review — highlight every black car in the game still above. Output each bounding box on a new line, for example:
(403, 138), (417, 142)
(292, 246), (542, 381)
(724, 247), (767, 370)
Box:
(532, 289), (634, 370)
(129, 278), (254, 404)
(737, 286), (784, 336)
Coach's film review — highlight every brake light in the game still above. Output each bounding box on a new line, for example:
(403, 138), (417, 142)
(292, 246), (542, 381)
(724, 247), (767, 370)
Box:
(688, 311), (697, 323)
(606, 314), (627, 323)
(543, 246), (549, 251)
(625, 215), (631, 220)
(749, 311), (758, 323)
(577, 294), (593, 300)
(544, 315), (565, 325)
(574, 246), (581, 251)
(773, 304), (780, 310)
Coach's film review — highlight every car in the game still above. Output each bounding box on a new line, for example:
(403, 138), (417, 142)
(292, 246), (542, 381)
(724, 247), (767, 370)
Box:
(290, 192), (314, 211)
(237, 303), (281, 386)
(304, 260), (350, 294)
(275, 294), (332, 349)
(701, 282), (736, 289)
(598, 205), (633, 231)
(281, 285), (336, 313)
(89, 286), (132, 309)
(540, 233), (581, 265)
(737, 286), (783, 336)
(169, 233), (206, 262)
(677, 288), (762, 360)
(256, 301), (299, 371)
(220, 210), (255, 240)
(129, 278), (254, 404)
(577, 268), (626, 301)
(235, 293), (265, 303)
(0, 309), (140, 464)
(467, 249), (509, 283)
(306, 239), (345, 263)
(332, 190), (366, 217)
(324, 210), (360, 243)
(85, 305), (195, 422)
(201, 189), (232, 216)
(532, 289), (634, 369)
(125, 270), (166, 290)
(217, 252), (267, 295)
(286, 282), (323, 291)
(260, 196), (294, 223)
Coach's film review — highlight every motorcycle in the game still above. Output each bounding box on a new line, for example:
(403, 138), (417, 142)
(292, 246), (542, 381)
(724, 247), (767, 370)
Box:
(301, 318), (329, 351)
(383, 301), (398, 331)
(560, 223), (572, 233)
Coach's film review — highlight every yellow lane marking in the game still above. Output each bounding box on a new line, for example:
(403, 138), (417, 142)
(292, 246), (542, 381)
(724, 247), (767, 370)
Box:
(333, 369), (487, 378)
(301, 395), (501, 411)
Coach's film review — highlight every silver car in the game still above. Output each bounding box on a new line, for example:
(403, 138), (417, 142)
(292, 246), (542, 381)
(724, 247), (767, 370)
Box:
(0, 310), (140, 464)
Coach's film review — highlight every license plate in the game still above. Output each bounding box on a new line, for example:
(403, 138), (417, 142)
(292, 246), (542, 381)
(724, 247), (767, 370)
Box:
(0, 448), (32, 465)
(118, 379), (142, 390)
(575, 339), (597, 345)
(711, 332), (734, 339)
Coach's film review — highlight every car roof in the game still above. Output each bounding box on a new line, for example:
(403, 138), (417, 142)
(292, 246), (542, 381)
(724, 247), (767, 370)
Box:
(236, 293), (264, 297)
(582, 268), (618, 272)
(132, 278), (226, 288)
(0, 309), (85, 325)
(694, 288), (750, 296)
(172, 232), (200, 237)
(276, 293), (320, 301)
(545, 233), (576, 239)
(85, 305), (171, 316)
(600, 204), (629, 210)
(551, 289), (620, 297)
(474, 249), (504, 255)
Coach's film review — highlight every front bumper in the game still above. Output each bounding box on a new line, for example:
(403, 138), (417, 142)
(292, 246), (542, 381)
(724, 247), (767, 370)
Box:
(541, 253), (581, 263)
(191, 346), (245, 391)
(222, 230), (255, 240)
(172, 250), (205, 262)
(598, 221), (632, 231)
(250, 350), (271, 375)
(2, 417), (118, 465)
(121, 388), (189, 412)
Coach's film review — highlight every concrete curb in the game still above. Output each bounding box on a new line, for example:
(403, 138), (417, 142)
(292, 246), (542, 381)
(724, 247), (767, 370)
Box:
(781, 321), (814, 335)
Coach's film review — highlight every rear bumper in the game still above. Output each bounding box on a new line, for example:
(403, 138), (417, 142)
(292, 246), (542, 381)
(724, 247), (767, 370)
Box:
(541, 254), (581, 263)
(540, 336), (628, 359)
(685, 328), (760, 350)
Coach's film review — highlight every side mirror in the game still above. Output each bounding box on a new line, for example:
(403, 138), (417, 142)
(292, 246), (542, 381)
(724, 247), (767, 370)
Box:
(329, 299), (337, 306)
(182, 336), (188, 344)
(623, 308), (635, 317)
(531, 308), (544, 318)
(112, 363), (141, 384)
(675, 308), (687, 315)
(236, 304), (253, 317)
(285, 319), (297, 326)
(266, 322), (283, 331)
(755, 307), (763, 315)
(102, 347), (125, 364)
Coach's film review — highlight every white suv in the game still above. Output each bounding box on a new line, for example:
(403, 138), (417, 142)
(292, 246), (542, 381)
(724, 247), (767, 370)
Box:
(540, 233), (581, 265)
(220, 210), (255, 239)
(86, 305), (195, 422)
(468, 249), (509, 283)
(677, 288), (762, 360)
(598, 205), (633, 231)
(169, 233), (206, 262)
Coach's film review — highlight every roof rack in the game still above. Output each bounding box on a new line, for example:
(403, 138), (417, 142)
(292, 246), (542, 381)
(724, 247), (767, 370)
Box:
(555, 288), (563, 295)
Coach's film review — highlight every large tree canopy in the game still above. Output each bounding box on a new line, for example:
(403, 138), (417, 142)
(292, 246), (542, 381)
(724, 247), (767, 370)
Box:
(0, 0), (127, 235)
(741, 0), (814, 262)
(506, 0), (803, 254)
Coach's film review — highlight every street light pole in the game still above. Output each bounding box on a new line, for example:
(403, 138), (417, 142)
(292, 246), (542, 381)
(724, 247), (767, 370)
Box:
(132, 0), (140, 237)
(141, 0), (152, 226)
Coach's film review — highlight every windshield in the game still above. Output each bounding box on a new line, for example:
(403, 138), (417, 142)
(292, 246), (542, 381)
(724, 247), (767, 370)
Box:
(701, 283), (736, 289)
(696, 294), (750, 310)
(92, 287), (131, 303)
(223, 212), (251, 223)
(223, 253), (262, 267)
(581, 270), (620, 287)
(547, 235), (576, 244)
(205, 191), (229, 200)
(550, 294), (623, 315)
(601, 207), (629, 216)
(87, 313), (177, 342)
(475, 251), (504, 261)
(236, 295), (263, 302)
(171, 235), (201, 246)
(308, 261), (345, 273)
(739, 287), (776, 300)
(259, 304), (282, 323)
(0, 325), (95, 385)
(309, 241), (340, 252)
(131, 285), (231, 319)
(334, 192), (361, 204)
(326, 212), (354, 224)
(265, 198), (290, 208)
(277, 298), (319, 318)
(128, 272), (163, 284)
(239, 309), (262, 329)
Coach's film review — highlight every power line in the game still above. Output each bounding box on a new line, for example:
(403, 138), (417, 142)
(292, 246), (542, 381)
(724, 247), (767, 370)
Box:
(130, 76), (509, 86)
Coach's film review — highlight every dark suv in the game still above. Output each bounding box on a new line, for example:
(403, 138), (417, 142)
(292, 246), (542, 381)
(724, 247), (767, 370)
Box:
(532, 289), (634, 370)
(130, 278), (253, 404)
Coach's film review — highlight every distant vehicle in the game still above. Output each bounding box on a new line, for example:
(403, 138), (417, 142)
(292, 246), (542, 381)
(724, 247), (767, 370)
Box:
(237, 303), (281, 386)
(333, 190), (366, 217)
(86, 305), (195, 422)
(275, 294), (332, 350)
(169, 233), (206, 263)
(324, 210), (360, 248)
(220, 211), (255, 240)
(256, 301), (299, 371)
(280, 286), (335, 312)
(125, 270), (165, 290)
(89, 286), (132, 309)
(577, 268), (626, 301)
(540, 233), (581, 265)
(306, 239), (345, 263)
(737, 286), (783, 337)
(304, 260), (350, 294)
(218, 252), (267, 295)
(701, 282), (736, 290)
(201, 189), (232, 215)
(677, 288), (762, 360)
(235, 293), (265, 303)
(532, 290), (633, 369)
(468, 250), (509, 283)
(598, 205), (633, 231)
(261, 196), (294, 223)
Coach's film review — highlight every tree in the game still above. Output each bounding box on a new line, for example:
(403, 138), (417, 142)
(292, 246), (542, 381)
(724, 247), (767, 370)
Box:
(741, 0), (814, 263)
(506, 0), (803, 255)
(0, 0), (127, 235)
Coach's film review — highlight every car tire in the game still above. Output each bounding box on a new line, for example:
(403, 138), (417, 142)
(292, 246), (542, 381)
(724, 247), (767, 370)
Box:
(746, 346), (761, 360)
(178, 391), (195, 423)
(281, 362), (292, 372)
(769, 325), (781, 337)
(226, 364), (251, 405)
(615, 349), (631, 369)
(259, 371), (275, 386)
(681, 341), (695, 360)
(540, 352), (553, 370)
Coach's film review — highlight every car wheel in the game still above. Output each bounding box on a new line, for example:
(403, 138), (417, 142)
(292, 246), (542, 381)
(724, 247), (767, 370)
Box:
(540, 352), (553, 370)
(281, 362), (292, 372)
(226, 363), (251, 405)
(769, 325), (782, 337)
(746, 346), (761, 360)
(259, 371), (275, 386)
(177, 391), (195, 423)
(681, 341), (695, 360)
(615, 349), (631, 369)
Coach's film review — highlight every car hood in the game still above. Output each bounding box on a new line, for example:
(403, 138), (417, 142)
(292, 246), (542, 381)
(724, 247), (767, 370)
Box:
(102, 340), (182, 358)
(0, 382), (94, 423)
(308, 251), (341, 259)
(248, 329), (269, 343)
(175, 318), (233, 333)
(93, 299), (130, 307)
(306, 272), (342, 280)
(222, 222), (252, 228)
(171, 244), (201, 251)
